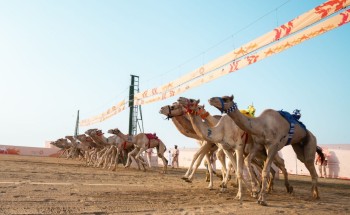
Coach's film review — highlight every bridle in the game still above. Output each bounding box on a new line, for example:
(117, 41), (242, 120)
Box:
(166, 105), (173, 120)
(218, 97), (238, 114)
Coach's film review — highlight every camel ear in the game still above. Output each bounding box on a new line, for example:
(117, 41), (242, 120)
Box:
(197, 99), (200, 104)
(230, 95), (234, 101)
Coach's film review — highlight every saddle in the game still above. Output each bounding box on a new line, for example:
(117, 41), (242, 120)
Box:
(278, 110), (307, 145)
(145, 133), (159, 148)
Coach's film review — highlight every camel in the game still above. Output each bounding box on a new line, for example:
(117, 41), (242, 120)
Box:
(178, 97), (247, 199)
(85, 129), (111, 167)
(159, 102), (227, 189)
(209, 95), (325, 206)
(110, 128), (168, 173)
(107, 129), (147, 171)
(178, 97), (293, 198)
(65, 136), (84, 159)
(76, 134), (97, 166)
(52, 138), (74, 159)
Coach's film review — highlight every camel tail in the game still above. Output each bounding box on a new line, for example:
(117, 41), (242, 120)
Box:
(316, 145), (325, 164)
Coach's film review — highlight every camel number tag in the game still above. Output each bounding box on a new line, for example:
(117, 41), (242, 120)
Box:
(207, 128), (212, 137)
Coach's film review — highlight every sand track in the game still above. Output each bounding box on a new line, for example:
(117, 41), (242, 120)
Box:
(0, 155), (349, 214)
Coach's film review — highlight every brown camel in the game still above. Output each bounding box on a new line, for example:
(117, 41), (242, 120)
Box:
(159, 102), (226, 189)
(209, 95), (324, 206)
(110, 128), (168, 173)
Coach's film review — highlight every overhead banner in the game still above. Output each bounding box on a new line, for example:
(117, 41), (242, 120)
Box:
(134, 0), (350, 105)
(79, 100), (126, 126)
(80, 0), (350, 126)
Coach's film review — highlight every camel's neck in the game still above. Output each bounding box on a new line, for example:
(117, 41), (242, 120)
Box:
(203, 112), (219, 127)
(227, 105), (261, 135)
(171, 116), (200, 140)
(116, 132), (134, 143)
(188, 114), (224, 143)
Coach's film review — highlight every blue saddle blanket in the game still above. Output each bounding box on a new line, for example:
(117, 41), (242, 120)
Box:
(278, 110), (306, 131)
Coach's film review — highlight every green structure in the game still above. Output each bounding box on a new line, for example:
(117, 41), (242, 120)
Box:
(128, 75), (144, 135)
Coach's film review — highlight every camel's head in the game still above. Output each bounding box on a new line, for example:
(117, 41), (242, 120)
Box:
(76, 134), (86, 141)
(84, 128), (98, 135)
(65, 135), (74, 140)
(108, 128), (120, 135)
(159, 102), (186, 119)
(96, 129), (104, 136)
(208, 95), (235, 114)
(177, 97), (200, 112)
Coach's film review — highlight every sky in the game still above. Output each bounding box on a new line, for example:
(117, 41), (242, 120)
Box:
(0, 0), (349, 149)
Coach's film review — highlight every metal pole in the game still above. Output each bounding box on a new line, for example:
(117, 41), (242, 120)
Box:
(128, 75), (136, 135)
(74, 110), (79, 137)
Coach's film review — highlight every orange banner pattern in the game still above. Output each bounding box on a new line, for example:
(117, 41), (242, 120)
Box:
(80, 0), (350, 126)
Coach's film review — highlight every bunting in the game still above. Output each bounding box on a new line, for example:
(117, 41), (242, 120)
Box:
(80, 0), (350, 126)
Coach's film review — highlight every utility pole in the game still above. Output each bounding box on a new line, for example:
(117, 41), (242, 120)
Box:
(74, 110), (79, 137)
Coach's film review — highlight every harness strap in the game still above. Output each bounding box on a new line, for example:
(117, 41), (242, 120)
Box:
(286, 122), (295, 145)
(123, 142), (127, 150)
(241, 132), (249, 144)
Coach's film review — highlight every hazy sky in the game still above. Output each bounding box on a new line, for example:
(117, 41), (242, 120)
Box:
(1, 0), (349, 149)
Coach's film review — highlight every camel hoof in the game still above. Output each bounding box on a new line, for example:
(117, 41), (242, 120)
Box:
(251, 192), (258, 198)
(234, 195), (242, 200)
(220, 187), (227, 193)
(185, 179), (192, 183)
(257, 200), (268, 206)
(181, 176), (188, 180)
(288, 186), (294, 194)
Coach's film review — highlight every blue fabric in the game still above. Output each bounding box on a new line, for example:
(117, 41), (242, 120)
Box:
(278, 110), (307, 131)
(278, 110), (307, 145)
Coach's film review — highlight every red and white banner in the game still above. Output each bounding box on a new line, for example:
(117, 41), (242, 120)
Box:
(80, 100), (126, 126)
(80, 0), (350, 126)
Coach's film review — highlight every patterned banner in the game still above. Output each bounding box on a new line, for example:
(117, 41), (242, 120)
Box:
(135, 8), (350, 105)
(80, 0), (350, 125)
(134, 0), (350, 105)
(79, 100), (126, 126)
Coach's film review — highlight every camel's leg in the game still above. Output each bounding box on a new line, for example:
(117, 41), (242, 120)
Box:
(244, 151), (260, 198)
(106, 146), (115, 169)
(182, 141), (212, 180)
(292, 132), (319, 199)
(273, 154), (293, 194)
(258, 144), (279, 206)
(125, 148), (139, 168)
(134, 148), (148, 171)
(220, 150), (239, 195)
(157, 141), (168, 173)
(193, 154), (214, 189)
(101, 146), (112, 169)
(185, 152), (206, 182)
(111, 148), (120, 171)
(216, 148), (227, 180)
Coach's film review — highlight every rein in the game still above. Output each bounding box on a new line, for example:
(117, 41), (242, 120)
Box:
(166, 105), (173, 120)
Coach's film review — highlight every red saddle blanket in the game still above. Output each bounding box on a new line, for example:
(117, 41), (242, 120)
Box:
(145, 133), (158, 140)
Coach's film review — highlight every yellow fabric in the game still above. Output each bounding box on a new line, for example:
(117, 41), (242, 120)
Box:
(240, 105), (256, 117)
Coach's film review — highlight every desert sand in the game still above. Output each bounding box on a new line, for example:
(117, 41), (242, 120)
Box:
(0, 155), (349, 215)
